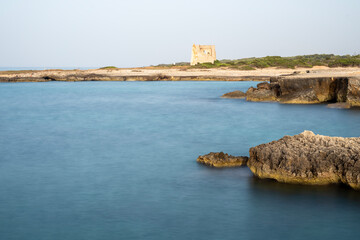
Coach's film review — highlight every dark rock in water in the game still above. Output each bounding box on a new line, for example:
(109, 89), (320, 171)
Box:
(221, 90), (246, 99)
(197, 152), (248, 167)
(246, 82), (280, 102)
(247, 131), (360, 190)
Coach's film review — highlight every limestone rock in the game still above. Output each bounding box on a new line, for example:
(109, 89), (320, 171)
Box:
(197, 152), (248, 167)
(246, 82), (279, 102)
(277, 77), (348, 104)
(247, 131), (360, 190)
(347, 77), (360, 107)
(227, 77), (360, 107)
(221, 90), (246, 99)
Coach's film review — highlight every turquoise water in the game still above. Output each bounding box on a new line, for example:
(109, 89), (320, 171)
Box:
(1, 81), (360, 240)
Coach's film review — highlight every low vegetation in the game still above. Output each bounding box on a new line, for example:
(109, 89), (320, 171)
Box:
(154, 54), (360, 69)
(99, 66), (118, 69)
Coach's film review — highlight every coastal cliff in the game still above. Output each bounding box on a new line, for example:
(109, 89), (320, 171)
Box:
(224, 76), (360, 107)
(276, 77), (349, 104)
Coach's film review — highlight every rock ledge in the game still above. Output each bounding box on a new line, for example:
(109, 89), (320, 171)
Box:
(248, 131), (360, 189)
(197, 152), (248, 167)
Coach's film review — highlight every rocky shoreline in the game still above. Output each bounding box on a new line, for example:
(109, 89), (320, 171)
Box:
(0, 73), (271, 83)
(0, 68), (281, 82)
(1, 67), (359, 83)
(197, 131), (360, 190)
(223, 76), (360, 108)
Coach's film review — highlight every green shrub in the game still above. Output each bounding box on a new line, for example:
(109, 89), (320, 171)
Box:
(176, 54), (360, 69)
(238, 65), (256, 70)
(99, 66), (117, 69)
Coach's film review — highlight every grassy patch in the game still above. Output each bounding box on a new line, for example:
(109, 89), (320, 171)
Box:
(99, 66), (118, 69)
(154, 62), (190, 68)
(188, 54), (360, 69)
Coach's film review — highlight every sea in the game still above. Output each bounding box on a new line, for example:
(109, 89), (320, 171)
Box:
(0, 81), (360, 240)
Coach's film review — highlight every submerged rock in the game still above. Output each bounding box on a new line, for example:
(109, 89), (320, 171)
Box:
(197, 152), (248, 167)
(221, 90), (246, 99)
(327, 102), (351, 109)
(247, 131), (360, 190)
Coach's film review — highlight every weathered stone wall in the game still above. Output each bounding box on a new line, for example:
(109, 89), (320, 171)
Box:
(190, 44), (216, 65)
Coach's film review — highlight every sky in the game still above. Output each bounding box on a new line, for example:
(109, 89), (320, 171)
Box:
(0, 0), (359, 68)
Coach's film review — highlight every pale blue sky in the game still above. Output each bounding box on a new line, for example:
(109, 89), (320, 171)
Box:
(0, 0), (359, 68)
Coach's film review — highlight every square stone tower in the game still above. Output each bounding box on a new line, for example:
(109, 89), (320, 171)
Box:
(191, 44), (216, 65)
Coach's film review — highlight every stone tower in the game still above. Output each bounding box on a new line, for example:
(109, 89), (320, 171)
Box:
(190, 44), (216, 66)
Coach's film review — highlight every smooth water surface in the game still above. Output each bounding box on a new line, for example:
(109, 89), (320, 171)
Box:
(1, 81), (360, 240)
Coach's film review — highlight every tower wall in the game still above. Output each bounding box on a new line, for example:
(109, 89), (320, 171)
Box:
(191, 44), (216, 65)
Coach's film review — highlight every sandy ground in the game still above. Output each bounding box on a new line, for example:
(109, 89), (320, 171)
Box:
(1, 66), (360, 79)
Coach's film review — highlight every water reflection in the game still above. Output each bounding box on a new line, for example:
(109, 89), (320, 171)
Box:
(250, 176), (360, 202)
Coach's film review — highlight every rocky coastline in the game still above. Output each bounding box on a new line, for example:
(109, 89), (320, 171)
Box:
(1, 67), (359, 83)
(223, 76), (360, 108)
(197, 131), (360, 190)
(0, 73), (270, 83)
(0, 68), (278, 83)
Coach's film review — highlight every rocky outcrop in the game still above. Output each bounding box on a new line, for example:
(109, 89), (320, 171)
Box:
(277, 77), (349, 104)
(222, 77), (360, 107)
(197, 152), (248, 167)
(246, 82), (280, 102)
(198, 131), (360, 190)
(221, 90), (246, 99)
(347, 77), (360, 107)
(247, 131), (360, 190)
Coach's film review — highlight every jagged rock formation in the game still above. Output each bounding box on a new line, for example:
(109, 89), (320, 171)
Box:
(276, 77), (349, 104)
(222, 77), (360, 107)
(248, 131), (360, 190)
(246, 82), (280, 102)
(221, 90), (246, 99)
(197, 152), (248, 167)
(347, 77), (360, 107)
(198, 131), (360, 190)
